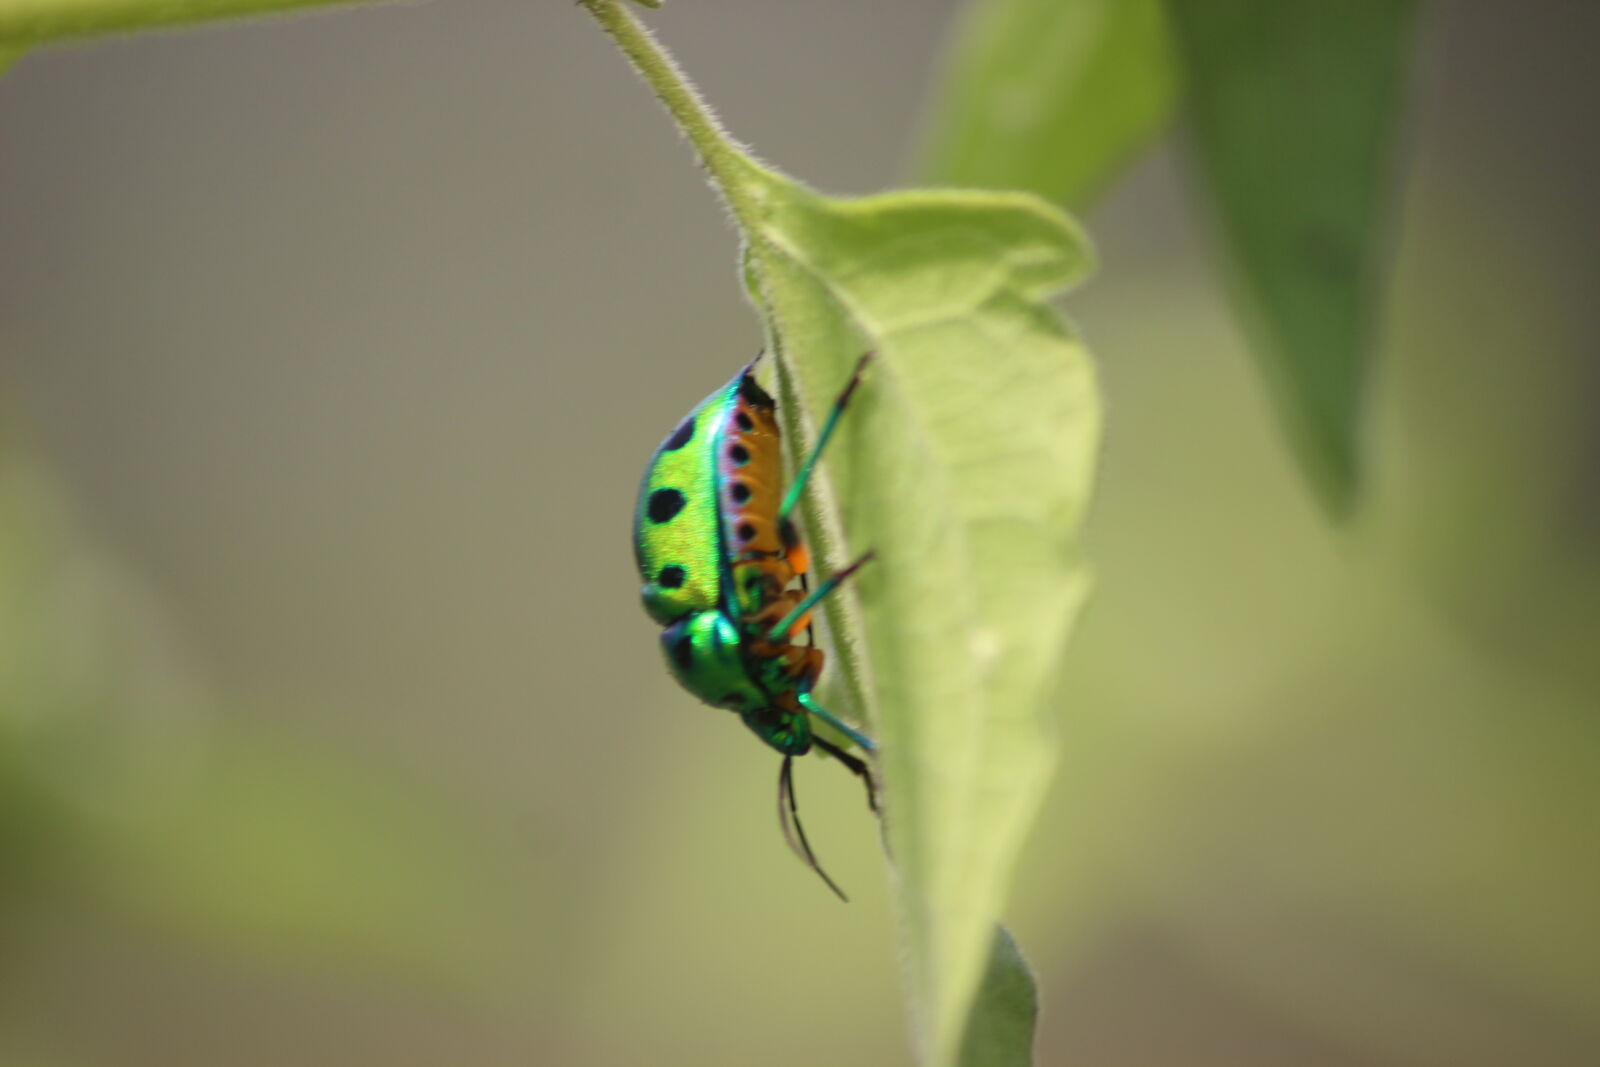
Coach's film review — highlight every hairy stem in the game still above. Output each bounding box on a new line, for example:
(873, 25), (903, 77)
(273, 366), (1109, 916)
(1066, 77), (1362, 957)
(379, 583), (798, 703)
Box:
(0, 0), (383, 45)
(577, 0), (765, 227)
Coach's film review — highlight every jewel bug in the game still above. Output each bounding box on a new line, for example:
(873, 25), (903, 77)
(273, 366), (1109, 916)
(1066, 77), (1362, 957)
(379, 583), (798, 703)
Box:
(634, 352), (877, 899)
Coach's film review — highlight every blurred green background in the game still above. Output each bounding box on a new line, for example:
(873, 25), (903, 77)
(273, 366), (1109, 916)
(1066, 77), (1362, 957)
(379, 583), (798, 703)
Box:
(2, 1), (1597, 1064)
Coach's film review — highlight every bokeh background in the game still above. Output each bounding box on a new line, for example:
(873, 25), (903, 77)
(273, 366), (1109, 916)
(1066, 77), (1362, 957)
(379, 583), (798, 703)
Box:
(2, 1), (1597, 1064)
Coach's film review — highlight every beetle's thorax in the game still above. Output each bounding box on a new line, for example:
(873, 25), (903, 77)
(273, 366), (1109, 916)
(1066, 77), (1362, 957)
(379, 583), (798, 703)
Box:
(657, 610), (812, 755)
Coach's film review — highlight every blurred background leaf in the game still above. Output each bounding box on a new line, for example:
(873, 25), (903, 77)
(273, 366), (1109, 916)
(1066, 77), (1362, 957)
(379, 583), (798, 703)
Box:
(99, 727), (546, 982)
(1, 440), (200, 904)
(1162, 0), (1421, 518)
(956, 925), (1037, 1067)
(918, 0), (1174, 209)
(1, 431), (547, 1060)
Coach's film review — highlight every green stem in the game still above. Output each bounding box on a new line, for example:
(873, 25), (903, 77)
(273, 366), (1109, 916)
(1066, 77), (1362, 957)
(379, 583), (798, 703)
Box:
(578, 0), (763, 226)
(0, 0), (383, 46)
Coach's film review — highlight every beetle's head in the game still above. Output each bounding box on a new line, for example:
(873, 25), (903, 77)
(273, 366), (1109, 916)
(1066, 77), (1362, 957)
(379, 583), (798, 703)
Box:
(740, 703), (812, 756)
(658, 612), (766, 713)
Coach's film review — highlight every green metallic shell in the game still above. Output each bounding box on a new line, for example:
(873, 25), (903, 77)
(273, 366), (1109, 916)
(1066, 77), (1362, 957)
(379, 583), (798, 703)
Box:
(634, 364), (814, 758)
(659, 612), (769, 714)
(634, 374), (741, 625)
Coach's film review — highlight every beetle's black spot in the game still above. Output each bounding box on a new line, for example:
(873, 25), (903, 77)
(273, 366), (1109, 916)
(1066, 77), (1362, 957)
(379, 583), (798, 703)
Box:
(657, 565), (685, 589)
(730, 481), (751, 504)
(735, 411), (754, 432)
(739, 375), (774, 408)
(671, 634), (694, 672)
(662, 417), (694, 451)
(648, 488), (686, 523)
(737, 522), (757, 542)
(778, 517), (799, 547)
(729, 444), (750, 465)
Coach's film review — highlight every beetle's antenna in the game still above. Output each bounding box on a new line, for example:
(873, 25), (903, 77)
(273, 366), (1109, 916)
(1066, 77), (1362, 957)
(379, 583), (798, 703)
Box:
(777, 755), (848, 902)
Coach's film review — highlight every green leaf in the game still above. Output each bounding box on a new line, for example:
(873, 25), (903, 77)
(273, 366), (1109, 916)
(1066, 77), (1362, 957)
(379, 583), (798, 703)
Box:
(581, 4), (1100, 1063)
(1163, 0), (1419, 517)
(920, 0), (1175, 209)
(0, 0), (388, 49)
(957, 926), (1039, 1067)
(742, 163), (1095, 1067)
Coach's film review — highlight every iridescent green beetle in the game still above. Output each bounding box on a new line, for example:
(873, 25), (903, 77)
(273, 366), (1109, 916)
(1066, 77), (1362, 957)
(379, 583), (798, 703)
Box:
(634, 353), (876, 898)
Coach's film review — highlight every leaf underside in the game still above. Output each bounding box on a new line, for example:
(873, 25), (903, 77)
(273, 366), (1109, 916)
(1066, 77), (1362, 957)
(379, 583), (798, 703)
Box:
(731, 155), (1098, 1067)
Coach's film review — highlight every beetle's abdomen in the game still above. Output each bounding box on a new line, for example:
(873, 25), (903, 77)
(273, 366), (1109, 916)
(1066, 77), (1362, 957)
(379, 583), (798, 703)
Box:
(716, 373), (809, 615)
(635, 378), (739, 624)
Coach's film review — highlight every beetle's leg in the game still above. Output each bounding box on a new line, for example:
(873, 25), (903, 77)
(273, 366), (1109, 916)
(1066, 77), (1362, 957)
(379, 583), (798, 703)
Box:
(812, 732), (878, 814)
(777, 754), (848, 902)
(779, 352), (874, 522)
(798, 689), (876, 755)
(765, 550), (875, 643)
